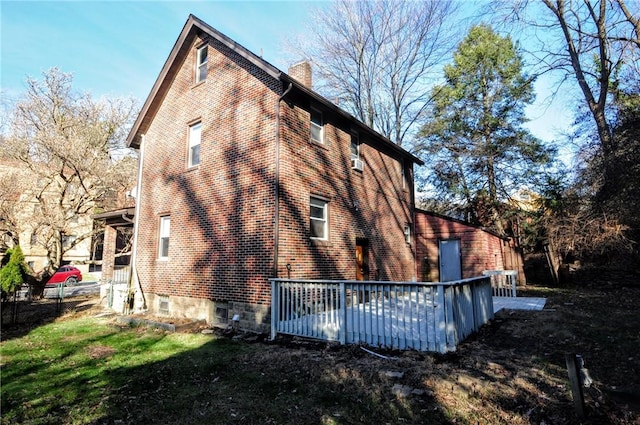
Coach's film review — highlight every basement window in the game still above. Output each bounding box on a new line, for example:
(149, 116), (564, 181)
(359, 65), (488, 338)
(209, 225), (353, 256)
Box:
(158, 295), (170, 316)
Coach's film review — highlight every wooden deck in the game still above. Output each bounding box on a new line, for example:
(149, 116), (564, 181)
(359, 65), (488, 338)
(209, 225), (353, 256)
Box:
(270, 277), (495, 353)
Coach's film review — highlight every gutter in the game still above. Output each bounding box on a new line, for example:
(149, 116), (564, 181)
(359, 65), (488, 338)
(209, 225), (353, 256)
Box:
(129, 134), (147, 311)
(273, 82), (293, 278)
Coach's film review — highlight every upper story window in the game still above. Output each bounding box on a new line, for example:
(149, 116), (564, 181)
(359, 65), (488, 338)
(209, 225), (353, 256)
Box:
(62, 234), (76, 249)
(310, 196), (328, 240)
(401, 160), (408, 190)
(403, 224), (411, 244)
(310, 108), (324, 144)
(350, 133), (363, 171)
(188, 121), (202, 167)
(158, 215), (170, 259)
(196, 45), (208, 83)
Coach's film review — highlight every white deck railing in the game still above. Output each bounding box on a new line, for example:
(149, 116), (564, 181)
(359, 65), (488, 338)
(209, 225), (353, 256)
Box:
(270, 277), (493, 353)
(483, 270), (518, 297)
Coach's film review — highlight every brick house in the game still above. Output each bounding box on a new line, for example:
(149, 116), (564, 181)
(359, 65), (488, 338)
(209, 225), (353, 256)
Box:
(414, 209), (525, 283)
(126, 15), (423, 332)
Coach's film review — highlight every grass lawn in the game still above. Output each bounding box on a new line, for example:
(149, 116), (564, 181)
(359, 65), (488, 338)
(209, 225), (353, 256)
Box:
(1, 281), (639, 425)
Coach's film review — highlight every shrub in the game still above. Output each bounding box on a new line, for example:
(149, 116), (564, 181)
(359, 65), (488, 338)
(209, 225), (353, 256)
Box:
(0, 246), (28, 294)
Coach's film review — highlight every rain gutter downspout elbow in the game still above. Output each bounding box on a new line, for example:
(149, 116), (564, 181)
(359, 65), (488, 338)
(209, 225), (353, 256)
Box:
(273, 82), (293, 278)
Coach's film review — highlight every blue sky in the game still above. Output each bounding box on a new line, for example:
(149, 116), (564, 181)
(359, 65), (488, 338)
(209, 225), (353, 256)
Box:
(1, 0), (571, 146)
(1, 1), (318, 101)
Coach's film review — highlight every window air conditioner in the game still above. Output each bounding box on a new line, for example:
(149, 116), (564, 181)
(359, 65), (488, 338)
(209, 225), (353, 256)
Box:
(351, 158), (364, 171)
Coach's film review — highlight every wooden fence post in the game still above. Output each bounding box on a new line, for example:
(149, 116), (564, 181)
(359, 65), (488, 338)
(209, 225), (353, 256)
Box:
(565, 353), (586, 418)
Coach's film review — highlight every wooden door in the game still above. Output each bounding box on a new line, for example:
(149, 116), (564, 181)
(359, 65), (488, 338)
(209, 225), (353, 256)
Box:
(355, 239), (369, 281)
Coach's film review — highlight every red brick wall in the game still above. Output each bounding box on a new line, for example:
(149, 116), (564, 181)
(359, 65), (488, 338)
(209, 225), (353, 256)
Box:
(136, 34), (280, 307)
(135, 34), (417, 317)
(101, 225), (116, 281)
(276, 103), (416, 282)
(415, 212), (506, 281)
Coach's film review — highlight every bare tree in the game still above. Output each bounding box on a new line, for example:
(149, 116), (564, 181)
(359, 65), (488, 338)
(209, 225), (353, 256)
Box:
(292, 0), (460, 147)
(0, 68), (138, 279)
(506, 0), (639, 162)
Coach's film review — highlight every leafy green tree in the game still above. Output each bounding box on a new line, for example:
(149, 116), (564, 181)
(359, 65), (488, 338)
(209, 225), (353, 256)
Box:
(418, 24), (557, 235)
(0, 246), (28, 295)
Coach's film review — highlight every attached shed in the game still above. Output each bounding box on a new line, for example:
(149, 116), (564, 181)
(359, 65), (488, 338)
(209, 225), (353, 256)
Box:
(415, 209), (524, 284)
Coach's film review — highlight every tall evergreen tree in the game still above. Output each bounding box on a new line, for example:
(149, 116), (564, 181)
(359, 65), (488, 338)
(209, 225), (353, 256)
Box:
(418, 24), (556, 235)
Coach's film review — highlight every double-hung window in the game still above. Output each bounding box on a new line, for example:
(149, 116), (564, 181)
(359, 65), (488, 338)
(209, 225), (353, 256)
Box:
(404, 224), (411, 244)
(350, 134), (360, 160)
(310, 197), (328, 240)
(196, 45), (208, 83)
(310, 108), (324, 144)
(159, 216), (170, 259)
(188, 121), (202, 167)
(62, 234), (76, 249)
(350, 133), (363, 171)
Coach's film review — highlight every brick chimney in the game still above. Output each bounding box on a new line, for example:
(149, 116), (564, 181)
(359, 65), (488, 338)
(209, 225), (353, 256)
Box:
(288, 61), (312, 88)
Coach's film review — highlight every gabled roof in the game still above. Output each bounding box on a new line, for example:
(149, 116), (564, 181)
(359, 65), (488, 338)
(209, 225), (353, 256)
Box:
(126, 14), (423, 166)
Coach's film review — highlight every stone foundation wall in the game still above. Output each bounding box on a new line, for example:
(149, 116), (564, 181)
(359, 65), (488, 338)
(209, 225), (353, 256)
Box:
(143, 293), (271, 334)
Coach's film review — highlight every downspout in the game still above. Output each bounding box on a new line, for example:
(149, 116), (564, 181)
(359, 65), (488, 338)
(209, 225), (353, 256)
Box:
(410, 160), (418, 282)
(273, 82), (293, 278)
(128, 134), (147, 311)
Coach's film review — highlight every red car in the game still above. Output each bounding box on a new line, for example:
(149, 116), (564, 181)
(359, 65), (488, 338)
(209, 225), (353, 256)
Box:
(46, 265), (83, 286)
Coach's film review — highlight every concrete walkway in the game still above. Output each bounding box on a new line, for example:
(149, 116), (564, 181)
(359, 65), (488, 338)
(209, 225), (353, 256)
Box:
(493, 296), (546, 313)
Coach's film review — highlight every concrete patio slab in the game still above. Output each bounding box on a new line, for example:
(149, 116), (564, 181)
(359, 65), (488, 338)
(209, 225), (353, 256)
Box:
(493, 296), (547, 313)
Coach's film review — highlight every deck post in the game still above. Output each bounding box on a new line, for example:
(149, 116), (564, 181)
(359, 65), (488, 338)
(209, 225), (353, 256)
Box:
(435, 284), (447, 353)
(339, 282), (346, 344)
(270, 280), (277, 341)
(565, 353), (586, 418)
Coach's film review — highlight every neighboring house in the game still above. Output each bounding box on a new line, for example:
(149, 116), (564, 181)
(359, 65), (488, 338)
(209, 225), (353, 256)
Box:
(126, 15), (424, 332)
(0, 159), (94, 275)
(92, 207), (135, 282)
(414, 209), (525, 283)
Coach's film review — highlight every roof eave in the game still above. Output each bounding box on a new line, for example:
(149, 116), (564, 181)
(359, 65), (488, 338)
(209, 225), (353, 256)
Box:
(279, 74), (424, 166)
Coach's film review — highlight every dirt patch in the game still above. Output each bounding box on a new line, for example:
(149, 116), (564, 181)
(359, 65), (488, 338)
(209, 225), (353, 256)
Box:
(87, 345), (116, 359)
(117, 315), (206, 332)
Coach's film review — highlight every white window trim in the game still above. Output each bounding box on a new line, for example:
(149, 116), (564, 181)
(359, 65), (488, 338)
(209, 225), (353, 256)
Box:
(188, 121), (202, 168)
(159, 216), (170, 259)
(350, 133), (360, 160)
(310, 196), (328, 240)
(196, 45), (208, 83)
(404, 224), (411, 244)
(310, 107), (324, 144)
